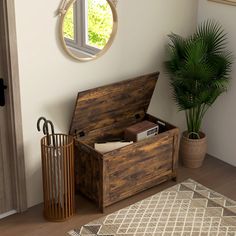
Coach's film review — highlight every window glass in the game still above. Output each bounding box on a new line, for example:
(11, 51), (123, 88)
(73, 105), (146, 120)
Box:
(87, 0), (113, 49)
(63, 4), (75, 41)
(61, 0), (117, 60)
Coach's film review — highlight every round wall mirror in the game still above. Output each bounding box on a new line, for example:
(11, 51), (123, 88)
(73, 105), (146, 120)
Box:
(59, 0), (118, 61)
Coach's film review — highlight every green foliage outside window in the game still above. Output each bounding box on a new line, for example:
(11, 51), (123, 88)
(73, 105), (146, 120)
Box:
(87, 0), (113, 49)
(63, 0), (113, 49)
(63, 5), (74, 40)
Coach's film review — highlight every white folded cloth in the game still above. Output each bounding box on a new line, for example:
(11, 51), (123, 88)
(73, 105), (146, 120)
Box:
(95, 141), (133, 153)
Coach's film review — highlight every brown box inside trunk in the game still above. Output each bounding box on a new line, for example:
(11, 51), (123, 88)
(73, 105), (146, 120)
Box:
(69, 72), (179, 212)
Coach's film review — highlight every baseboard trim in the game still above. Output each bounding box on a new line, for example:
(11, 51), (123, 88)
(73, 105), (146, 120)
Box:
(206, 154), (236, 167)
(0, 210), (17, 219)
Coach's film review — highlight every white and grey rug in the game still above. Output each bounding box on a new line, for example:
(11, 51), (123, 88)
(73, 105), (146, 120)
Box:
(68, 179), (236, 236)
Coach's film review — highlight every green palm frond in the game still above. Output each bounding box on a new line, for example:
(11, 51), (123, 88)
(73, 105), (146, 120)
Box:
(209, 52), (233, 78)
(185, 39), (206, 64)
(165, 33), (186, 74)
(165, 20), (233, 138)
(195, 20), (227, 54)
(210, 78), (229, 91)
(167, 33), (185, 56)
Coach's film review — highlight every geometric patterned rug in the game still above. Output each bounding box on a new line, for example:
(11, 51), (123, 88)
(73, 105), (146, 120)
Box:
(68, 179), (236, 236)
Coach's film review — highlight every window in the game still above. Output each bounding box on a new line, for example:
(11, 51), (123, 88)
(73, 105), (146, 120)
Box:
(63, 0), (113, 56)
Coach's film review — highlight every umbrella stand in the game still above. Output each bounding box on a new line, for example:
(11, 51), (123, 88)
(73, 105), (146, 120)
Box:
(41, 133), (75, 221)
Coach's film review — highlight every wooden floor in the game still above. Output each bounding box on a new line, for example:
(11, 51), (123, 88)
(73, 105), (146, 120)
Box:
(0, 155), (236, 236)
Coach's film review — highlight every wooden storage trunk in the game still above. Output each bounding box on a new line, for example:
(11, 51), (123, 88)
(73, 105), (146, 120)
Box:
(69, 72), (179, 212)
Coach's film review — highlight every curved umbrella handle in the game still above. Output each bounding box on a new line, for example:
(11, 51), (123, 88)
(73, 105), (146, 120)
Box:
(46, 120), (56, 147)
(37, 117), (47, 132)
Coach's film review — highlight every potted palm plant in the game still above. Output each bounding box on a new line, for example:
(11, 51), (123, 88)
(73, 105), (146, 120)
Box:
(165, 20), (232, 168)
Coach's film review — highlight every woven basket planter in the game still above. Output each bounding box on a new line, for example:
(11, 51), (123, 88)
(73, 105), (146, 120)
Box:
(180, 131), (207, 168)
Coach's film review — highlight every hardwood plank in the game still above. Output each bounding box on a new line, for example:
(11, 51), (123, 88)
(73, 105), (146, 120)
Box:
(69, 72), (159, 135)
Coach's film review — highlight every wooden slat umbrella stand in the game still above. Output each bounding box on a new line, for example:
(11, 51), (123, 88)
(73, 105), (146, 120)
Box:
(41, 134), (75, 221)
(37, 118), (75, 221)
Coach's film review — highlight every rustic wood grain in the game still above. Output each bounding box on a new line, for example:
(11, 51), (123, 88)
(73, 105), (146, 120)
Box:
(70, 72), (159, 136)
(75, 141), (103, 203)
(77, 111), (145, 145)
(71, 72), (180, 211)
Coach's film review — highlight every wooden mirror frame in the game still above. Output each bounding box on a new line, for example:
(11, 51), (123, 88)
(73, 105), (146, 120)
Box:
(59, 0), (118, 62)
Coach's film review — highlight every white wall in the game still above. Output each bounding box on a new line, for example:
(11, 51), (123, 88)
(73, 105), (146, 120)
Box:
(198, 0), (236, 167)
(14, 0), (198, 207)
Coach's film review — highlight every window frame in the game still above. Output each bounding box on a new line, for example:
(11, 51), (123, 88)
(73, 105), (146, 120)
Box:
(64, 0), (101, 56)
